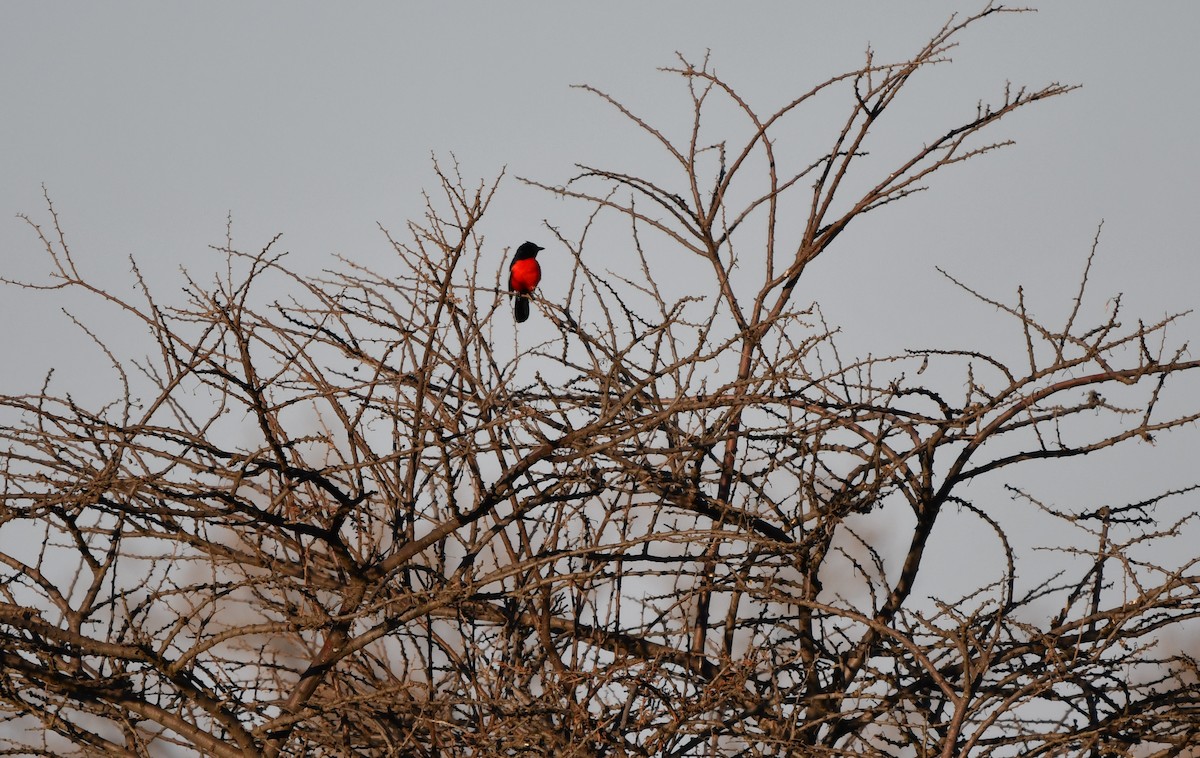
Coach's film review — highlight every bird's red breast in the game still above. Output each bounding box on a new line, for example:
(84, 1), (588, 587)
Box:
(509, 258), (541, 294)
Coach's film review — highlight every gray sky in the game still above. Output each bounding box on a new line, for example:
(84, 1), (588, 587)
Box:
(3, 3), (1198, 597)
(3, 3), (1195, 354)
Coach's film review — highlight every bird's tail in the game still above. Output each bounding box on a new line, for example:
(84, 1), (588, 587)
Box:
(514, 295), (530, 323)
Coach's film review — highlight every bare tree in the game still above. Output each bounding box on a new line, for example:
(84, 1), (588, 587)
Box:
(3, 7), (1199, 756)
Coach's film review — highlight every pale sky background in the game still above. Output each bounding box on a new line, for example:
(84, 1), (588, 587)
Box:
(2, 3), (1198, 603)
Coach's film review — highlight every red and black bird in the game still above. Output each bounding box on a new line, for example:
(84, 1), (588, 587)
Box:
(508, 241), (543, 323)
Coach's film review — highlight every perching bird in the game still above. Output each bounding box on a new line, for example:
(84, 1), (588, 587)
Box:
(508, 241), (543, 323)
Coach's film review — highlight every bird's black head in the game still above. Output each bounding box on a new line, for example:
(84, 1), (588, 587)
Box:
(514, 241), (544, 260)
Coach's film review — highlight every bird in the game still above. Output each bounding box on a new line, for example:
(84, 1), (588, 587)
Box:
(508, 241), (543, 323)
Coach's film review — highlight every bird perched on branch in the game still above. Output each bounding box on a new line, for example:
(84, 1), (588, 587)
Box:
(508, 241), (543, 323)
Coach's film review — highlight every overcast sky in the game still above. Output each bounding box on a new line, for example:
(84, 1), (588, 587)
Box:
(3, 3), (1198, 597)
(4, 3), (1195, 353)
